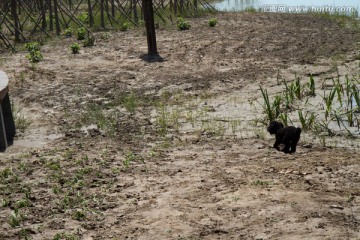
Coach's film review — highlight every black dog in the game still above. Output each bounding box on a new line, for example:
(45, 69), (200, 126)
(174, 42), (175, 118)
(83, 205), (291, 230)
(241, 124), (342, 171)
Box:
(267, 121), (301, 154)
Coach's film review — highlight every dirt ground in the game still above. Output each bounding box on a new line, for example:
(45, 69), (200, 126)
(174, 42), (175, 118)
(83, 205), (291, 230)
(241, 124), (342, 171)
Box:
(0, 12), (360, 240)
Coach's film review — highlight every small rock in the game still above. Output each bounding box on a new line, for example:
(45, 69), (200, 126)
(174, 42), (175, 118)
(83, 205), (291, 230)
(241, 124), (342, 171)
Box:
(329, 205), (344, 210)
(82, 236), (94, 240)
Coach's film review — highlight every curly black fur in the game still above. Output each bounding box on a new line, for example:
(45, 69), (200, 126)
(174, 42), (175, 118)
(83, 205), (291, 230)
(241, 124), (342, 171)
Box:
(267, 121), (301, 154)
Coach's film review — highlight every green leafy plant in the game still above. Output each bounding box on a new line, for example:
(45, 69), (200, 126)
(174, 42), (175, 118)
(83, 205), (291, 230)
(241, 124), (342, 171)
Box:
(121, 92), (137, 113)
(177, 17), (190, 31)
(283, 80), (295, 108)
(272, 95), (282, 118)
(26, 50), (43, 62)
(351, 84), (360, 111)
(244, 7), (258, 12)
(123, 151), (136, 169)
(77, 27), (86, 40)
(15, 199), (29, 209)
(293, 76), (302, 100)
(259, 86), (277, 122)
(322, 87), (337, 120)
(346, 108), (354, 127)
(80, 103), (119, 136)
(12, 103), (32, 133)
(252, 180), (271, 186)
(120, 22), (129, 31)
(24, 42), (43, 63)
(70, 43), (80, 54)
(100, 32), (111, 40)
(279, 112), (290, 126)
(24, 42), (40, 52)
(53, 232), (80, 240)
(1, 167), (12, 178)
(73, 210), (86, 221)
(78, 12), (89, 24)
(208, 18), (217, 27)
(64, 27), (73, 37)
(83, 35), (95, 47)
(8, 209), (22, 228)
(306, 74), (316, 96)
(298, 110), (315, 131)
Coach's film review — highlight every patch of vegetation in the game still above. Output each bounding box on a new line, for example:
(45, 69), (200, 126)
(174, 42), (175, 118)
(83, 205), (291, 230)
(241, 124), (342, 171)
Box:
(258, 67), (360, 138)
(252, 180), (272, 187)
(11, 103), (32, 134)
(24, 42), (43, 63)
(78, 12), (89, 25)
(77, 27), (87, 40)
(83, 35), (95, 47)
(70, 43), (80, 54)
(177, 17), (190, 31)
(208, 18), (217, 27)
(26, 50), (43, 63)
(63, 28), (73, 37)
(80, 103), (119, 137)
(24, 42), (41, 52)
(119, 22), (130, 31)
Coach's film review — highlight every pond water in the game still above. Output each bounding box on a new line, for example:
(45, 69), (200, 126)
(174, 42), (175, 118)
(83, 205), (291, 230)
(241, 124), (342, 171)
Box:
(213, 0), (360, 15)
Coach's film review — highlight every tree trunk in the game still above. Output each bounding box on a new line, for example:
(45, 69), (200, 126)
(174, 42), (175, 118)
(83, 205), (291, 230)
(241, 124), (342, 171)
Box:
(142, 0), (158, 56)
(54, 0), (61, 35)
(10, 0), (20, 42)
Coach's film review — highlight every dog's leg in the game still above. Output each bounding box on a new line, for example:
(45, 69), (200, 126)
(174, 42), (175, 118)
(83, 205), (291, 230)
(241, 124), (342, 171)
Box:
(273, 140), (281, 151)
(283, 143), (291, 153)
(290, 144), (297, 153)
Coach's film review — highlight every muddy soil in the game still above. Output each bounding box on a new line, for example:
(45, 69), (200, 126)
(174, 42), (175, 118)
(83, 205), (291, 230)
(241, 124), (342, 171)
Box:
(0, 12), (360, 240)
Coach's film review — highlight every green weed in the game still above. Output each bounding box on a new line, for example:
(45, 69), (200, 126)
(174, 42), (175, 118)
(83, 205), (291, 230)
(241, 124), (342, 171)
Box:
(63, 28), (73, 37)
(11, 103), (32, 133)
(208, 18), (217, 27)
(73, 210), (86, 221)
(252, 180), (271, 187)
(122, 92), (137, 114)
(322, 87), (337, 120)
(177, 17), (190, 30)
(8, 209), (22, 228)
(70, 43), (80, 54)
(15, 199), (29, 209)
(24, 42), (40, 52)
(123, 151), (136, 169)
(78, 12), (89, 24)
(279, 112), (290, 126)
(306, 74), (316, 96)
(83, 35), (95, 47)
(259, 86), (277, 122)
(26, 50), (43, 63)
(120, 22), (130, 31)
(298, 110), (315, 131)
(77, 27), (86, 40)
(81, 104), (119, 136)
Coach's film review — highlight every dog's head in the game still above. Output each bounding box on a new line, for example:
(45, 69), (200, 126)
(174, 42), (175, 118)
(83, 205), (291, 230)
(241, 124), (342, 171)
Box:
(267, 121), (284, 134)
